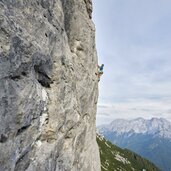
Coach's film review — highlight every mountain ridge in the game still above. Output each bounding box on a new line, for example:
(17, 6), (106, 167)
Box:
(99, 117), (171, 140)
(98, 117), (171, 171)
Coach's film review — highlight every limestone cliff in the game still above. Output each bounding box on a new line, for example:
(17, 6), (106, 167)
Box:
(0, 0), (100, 170)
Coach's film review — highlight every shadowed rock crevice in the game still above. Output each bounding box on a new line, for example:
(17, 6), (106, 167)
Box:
(0, 134), (8, 143)
(34, 65), (53, 88)
(32, 52), (53, 87)
(16, 124), (31, 136)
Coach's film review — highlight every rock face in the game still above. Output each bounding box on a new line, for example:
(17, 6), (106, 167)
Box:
(0, 0), (100, 171)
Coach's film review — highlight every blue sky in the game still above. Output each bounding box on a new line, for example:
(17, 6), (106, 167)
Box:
(92, 0), (171, 125)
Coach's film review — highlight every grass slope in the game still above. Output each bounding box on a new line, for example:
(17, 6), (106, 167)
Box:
(97, 135), (161, 171)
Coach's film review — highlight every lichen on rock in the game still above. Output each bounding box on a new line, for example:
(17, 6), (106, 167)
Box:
(0, 0), (100, 171)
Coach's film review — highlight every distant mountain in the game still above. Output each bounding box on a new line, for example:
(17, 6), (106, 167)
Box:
(98, 118), (171, 171)
(97, 134), (160, 171)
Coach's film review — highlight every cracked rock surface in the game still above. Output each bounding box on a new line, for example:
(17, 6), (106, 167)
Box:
(0, 0), (100, 170)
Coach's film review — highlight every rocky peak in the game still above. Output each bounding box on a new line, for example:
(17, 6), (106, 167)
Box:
(99, 118), (171, 139)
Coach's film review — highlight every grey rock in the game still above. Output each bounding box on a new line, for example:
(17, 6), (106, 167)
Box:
(0, 0), (100, 171)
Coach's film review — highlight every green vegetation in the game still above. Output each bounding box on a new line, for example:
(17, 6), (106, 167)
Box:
(97, 135), (161, 171)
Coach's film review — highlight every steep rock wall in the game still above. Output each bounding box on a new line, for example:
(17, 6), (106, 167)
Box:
(0, 0), (100, 170)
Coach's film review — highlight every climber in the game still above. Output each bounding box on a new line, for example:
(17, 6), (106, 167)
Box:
(95, 64), (104, 81)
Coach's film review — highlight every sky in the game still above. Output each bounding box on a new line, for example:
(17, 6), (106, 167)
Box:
(92, 0), (171, 125)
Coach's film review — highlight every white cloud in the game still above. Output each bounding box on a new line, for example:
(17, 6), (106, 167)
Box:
(97, 98), (171, 125)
